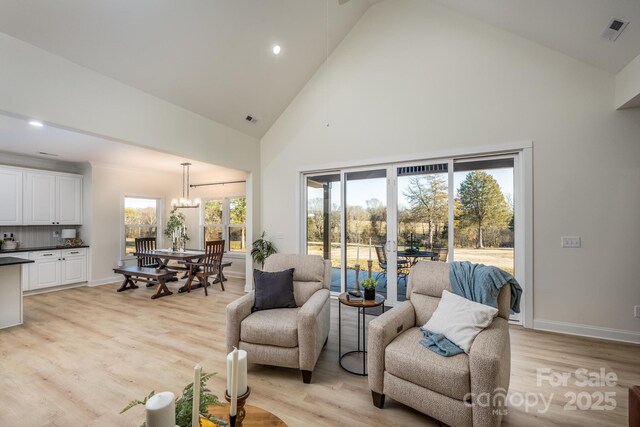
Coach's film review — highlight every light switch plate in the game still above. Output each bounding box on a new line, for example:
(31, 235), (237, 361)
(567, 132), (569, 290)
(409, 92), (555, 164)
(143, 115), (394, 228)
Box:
(561, 236), (581, 248)
(635, 305), (640, 318)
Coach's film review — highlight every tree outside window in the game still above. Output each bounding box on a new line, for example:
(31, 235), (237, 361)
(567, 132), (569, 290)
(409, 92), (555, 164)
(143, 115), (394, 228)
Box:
(124, 197), (159, 255)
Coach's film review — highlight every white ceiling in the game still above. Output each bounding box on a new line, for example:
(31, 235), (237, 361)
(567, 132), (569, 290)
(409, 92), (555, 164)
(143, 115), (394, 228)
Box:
(0, 113), (245, 179)
(435, 0), (640, 73)
(0, 0), (637, 142)
(0, 0), (377, 139)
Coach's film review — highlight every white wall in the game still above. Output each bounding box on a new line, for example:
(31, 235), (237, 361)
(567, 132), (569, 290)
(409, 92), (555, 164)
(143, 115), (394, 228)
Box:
(261, 0), (640, 339)
(615, 53), (640, 109)
(0, 32), (261, 288)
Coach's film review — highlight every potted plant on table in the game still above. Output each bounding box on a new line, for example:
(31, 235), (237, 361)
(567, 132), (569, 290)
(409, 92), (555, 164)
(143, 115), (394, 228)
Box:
(165, 208), (189, 250)
(361, 277), (378, 301)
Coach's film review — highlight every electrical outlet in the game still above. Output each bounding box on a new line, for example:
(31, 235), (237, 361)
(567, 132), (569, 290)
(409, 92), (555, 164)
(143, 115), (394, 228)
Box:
(635, 305), (640, 318)
(53, 231), (60, 238)
(561, 236), (581, 248)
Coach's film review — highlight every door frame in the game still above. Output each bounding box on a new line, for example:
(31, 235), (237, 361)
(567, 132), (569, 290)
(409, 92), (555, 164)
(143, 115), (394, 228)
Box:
(298, 141), (533, 328)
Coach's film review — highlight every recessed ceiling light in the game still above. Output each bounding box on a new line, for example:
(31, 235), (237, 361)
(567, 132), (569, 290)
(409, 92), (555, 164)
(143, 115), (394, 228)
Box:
(272, 45), (281, 55)
(29, 120), (44, 127)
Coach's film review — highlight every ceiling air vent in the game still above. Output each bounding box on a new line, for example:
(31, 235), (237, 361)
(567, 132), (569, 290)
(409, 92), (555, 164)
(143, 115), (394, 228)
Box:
(602, 18), (629, 41)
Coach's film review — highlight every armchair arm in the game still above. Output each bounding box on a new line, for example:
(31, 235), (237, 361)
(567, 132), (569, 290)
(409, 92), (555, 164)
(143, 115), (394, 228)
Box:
(226, 291), (255, 354)
(469, 317), (511, 427)
(367, 301), (416, 394)
(297, 288), (331, 371)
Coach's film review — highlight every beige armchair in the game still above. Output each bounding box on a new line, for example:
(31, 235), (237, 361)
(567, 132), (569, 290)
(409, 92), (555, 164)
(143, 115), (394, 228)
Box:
(226, 254), (331, 384)
(368, 261), (511, 427)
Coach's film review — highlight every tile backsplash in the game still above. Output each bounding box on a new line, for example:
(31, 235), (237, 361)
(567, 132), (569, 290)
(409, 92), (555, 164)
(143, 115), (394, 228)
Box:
(0, 225), (82, 248)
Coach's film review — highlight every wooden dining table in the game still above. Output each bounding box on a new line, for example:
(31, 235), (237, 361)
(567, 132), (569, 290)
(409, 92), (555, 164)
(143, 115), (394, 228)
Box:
(132, 249), (231, 293)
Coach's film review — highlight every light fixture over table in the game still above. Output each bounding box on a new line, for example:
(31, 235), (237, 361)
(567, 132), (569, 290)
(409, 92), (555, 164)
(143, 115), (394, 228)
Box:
(172, 163), (201, 209)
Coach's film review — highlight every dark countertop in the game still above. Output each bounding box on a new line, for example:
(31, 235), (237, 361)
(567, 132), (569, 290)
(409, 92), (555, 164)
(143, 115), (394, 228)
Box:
(0, 257), (34, 266)
(0, 245), (89, 254)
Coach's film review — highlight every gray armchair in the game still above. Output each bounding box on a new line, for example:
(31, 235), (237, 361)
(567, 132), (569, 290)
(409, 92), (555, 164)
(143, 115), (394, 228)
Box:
(226, 254), (331, 383)
(368, 261), (511, 427)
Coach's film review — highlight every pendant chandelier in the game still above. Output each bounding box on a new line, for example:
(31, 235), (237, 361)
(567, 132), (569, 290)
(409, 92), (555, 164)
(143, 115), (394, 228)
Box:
(172, 163), (200, 209)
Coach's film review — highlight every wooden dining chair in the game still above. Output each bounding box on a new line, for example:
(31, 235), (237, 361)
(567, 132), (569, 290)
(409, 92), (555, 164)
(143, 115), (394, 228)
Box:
(135, 237), (159, 268)
(186, 240), (225, 296)
(433, 248), (449, 262)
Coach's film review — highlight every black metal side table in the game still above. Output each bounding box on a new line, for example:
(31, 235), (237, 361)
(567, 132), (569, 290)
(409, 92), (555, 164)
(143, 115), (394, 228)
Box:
(338, 292), (386, 376)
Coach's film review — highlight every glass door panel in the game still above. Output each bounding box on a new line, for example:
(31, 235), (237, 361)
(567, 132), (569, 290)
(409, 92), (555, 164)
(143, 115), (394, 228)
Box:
(396, 163), (449, 301)
(305, 173), (341, 293)
(344, 169), (387, 298)
(453, 157), (518, 320)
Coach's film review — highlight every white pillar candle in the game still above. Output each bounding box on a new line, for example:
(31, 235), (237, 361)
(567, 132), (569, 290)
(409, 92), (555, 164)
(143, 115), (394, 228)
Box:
(230, 348), (239, 417)
(368, 238), (372, 261)
(145, 391), (175, 427)
(192, 364), (201, 427)
(356, 237), (360, 264)
(226, 349), (248, 395)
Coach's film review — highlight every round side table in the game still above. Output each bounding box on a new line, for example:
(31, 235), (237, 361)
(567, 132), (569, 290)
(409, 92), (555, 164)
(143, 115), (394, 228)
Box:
(206, 403), (287, 426)
(338, 292), (386, 376)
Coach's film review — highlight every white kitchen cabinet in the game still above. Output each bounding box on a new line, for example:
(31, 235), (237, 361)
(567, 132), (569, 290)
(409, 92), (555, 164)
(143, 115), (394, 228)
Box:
(61, 248), (87, 284)
(28, 250), (62, 290)
(24, 171), (82, 225)
(0, 168), (23, 225)
(26, 248), (87, 290)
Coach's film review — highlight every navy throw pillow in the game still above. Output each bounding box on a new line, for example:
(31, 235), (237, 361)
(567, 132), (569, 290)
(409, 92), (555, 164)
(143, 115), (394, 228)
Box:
(252, 268), (297, 312)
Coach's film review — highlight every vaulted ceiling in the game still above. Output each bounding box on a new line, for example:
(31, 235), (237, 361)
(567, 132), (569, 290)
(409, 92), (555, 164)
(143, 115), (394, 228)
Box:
(0, 0), (638, 140)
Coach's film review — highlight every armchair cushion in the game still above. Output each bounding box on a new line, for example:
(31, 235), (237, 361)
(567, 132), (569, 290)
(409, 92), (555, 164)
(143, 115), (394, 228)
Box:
(241, 307), (300, 348)
(385, 327), (470, 401)
(265, 254), (326, 306)
(252, 268), (297, 311)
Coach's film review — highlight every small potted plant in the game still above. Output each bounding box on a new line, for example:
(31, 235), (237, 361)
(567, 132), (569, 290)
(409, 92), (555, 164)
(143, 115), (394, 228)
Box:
(361, 277), (378, 300)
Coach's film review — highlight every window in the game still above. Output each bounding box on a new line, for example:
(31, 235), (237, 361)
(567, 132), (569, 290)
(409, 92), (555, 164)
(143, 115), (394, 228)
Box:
(202, 197), (246, 253)
(124, 197), (160, 256)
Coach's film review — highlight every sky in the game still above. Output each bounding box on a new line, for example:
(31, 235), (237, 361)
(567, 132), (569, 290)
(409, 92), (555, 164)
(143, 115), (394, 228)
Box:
(125, 197), (158, 209)
(329, 167), (514, 210)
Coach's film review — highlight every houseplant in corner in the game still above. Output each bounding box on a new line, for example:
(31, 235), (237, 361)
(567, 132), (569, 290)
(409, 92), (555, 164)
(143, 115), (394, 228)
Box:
(250, 231), (277, 268)
(361, 277), (378, 300)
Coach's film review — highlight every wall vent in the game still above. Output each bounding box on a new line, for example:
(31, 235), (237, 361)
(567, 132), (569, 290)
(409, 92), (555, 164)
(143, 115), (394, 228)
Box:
(602, 18), (629, 41)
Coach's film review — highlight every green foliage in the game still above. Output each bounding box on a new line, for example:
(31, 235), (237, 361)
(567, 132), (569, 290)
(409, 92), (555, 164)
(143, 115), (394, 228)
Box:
(251, 231), (278, 268)
(164, 208), (190, 241)
(229, 197), (246, 224)
(204, 200), (223, 224)
(457, 171), (511, 248)
(120, 371), (225, 427)
(361, 277), (378, 290)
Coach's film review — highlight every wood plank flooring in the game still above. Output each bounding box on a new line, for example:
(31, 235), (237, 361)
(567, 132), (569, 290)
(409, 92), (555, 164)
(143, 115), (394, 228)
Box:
(0, 278), (638, 426)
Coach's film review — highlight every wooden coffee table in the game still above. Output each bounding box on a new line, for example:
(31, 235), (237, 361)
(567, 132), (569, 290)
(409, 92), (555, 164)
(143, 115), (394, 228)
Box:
(207, 403), (287, 426)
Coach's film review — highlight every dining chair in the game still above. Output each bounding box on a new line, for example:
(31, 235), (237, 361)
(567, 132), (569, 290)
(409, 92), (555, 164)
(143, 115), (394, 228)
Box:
(135, 237), (159, 268)
(186, 240), (225, 296)
(375, 245), (409, 286)
(433, 248), (449, 262)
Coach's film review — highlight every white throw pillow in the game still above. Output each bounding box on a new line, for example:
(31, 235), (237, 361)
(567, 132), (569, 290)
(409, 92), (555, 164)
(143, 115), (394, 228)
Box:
(423, 290), (499, 353)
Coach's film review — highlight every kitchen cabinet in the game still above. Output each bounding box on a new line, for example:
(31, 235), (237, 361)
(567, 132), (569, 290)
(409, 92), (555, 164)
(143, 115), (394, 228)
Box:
(24, 171), (82, 225)
(27, 248), (87, 290)
(0, 167), (23, 225)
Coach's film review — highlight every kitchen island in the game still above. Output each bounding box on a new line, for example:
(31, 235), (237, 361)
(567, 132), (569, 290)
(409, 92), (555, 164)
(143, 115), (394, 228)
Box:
(0, 257), (34, 329)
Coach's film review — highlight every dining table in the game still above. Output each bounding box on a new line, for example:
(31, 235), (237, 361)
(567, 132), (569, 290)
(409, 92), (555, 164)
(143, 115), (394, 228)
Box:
(132, 249), (231, 293)
(397, 250), (438, 266)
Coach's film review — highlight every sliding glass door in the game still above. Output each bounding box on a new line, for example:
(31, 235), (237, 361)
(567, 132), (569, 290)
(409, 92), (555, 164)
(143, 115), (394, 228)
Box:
(303, 152), (523, 322)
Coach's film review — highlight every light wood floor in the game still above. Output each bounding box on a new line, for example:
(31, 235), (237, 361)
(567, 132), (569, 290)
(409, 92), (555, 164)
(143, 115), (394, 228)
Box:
(0, 278), (638, 426)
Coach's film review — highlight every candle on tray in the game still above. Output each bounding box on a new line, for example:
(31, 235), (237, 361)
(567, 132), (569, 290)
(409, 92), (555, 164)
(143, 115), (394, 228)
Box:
(227, 349), (248, 396)
(230, 348), (239, 418)
(145, 391), (175, 427)
(356, 237), (360, 264)
(192, 364), (202, 427)
(368, 238), (372, 261)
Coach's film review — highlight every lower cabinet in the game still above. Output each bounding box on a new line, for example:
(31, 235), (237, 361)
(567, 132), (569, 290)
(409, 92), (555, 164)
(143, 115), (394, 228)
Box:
(27, 248), (87, 290)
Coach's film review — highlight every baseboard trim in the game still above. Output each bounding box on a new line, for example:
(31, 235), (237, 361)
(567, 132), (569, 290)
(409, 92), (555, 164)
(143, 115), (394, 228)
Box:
(224, 272), (245, 279)
(534, 319), (640, 344)
(24, 282), (86, 296)
(88, 276), (120, 287)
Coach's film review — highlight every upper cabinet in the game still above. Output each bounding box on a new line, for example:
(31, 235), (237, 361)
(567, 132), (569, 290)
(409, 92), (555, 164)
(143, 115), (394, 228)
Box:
(23, 171), (83, 225)
(0, 168), (23, 225)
